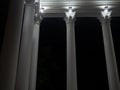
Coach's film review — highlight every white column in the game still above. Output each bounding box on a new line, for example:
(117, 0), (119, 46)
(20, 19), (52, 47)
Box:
(65, 16), (77, 90)
(29, 16), (42, 90)
(99, 17), (120, 90)
(0, 0), (24, 90)
(15, 1), (35, 90)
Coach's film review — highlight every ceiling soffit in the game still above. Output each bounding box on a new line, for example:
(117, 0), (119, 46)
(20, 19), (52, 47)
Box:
(40, 0), (120, 17)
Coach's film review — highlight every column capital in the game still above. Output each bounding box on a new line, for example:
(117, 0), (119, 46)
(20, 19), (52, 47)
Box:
(34, 0), (41, 24)
(34, 14), (43, 24)
(65, 7), (76, 20)
(101, 6), (112, 19)
(99, 6), (112, 24)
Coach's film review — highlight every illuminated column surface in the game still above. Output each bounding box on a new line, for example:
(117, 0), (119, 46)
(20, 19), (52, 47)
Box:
(29, 14), (42, 90)
(100, 7), (120, 90)
(15, 1), (35, 90)
(65, 7), (78, 90)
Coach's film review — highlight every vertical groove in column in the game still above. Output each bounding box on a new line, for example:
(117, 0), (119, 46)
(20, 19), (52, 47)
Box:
(100, 17), (120, 90)
(65, 18), (77, 90)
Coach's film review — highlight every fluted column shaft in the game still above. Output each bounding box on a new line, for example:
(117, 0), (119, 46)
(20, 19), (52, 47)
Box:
(0, 0), (24, 90)
(15, 2), (35, 90)
(100, 17), (120, 90)
(65, 18), (77, 90)
(29, 18), (42, 90)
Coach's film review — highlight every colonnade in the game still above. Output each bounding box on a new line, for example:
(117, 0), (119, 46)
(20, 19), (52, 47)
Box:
(0, 0), (120, 90)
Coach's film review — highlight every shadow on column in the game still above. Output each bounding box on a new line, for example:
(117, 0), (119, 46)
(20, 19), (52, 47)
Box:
(36, 18), (66, 90)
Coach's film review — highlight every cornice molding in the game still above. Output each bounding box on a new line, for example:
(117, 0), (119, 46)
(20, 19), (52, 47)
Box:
(39, 0), (120, 17)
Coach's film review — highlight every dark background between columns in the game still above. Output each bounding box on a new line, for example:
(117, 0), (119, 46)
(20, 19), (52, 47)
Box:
(75, 17), (108, 90)
(36, 18), (66, 90)
(36, 17), (120, 90)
